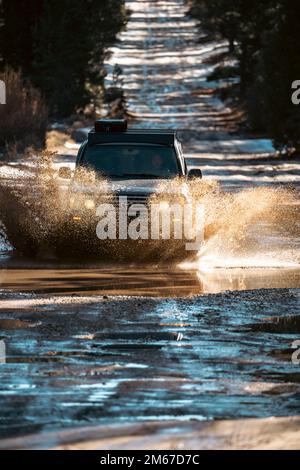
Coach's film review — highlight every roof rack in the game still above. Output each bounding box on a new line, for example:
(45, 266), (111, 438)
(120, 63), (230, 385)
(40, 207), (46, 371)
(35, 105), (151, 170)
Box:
(94, 119), (127, 133)
(89, 120), (177, 146)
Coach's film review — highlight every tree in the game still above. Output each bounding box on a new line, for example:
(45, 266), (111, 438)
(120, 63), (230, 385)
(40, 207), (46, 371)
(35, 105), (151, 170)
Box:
(188, 0), (300, 154)
(0, 0), (127, 116)
(0, 0), (43, 75)
(258, 1), (300, 153)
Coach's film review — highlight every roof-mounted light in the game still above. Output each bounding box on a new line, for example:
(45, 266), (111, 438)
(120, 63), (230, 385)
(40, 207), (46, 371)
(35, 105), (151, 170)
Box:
(95, 119), (127, 133)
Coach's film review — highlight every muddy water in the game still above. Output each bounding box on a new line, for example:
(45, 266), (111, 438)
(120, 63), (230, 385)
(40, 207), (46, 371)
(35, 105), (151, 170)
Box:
(1, 0), (300, 443)
(1, 289), (300, 439)
(2, 259), (300, 297)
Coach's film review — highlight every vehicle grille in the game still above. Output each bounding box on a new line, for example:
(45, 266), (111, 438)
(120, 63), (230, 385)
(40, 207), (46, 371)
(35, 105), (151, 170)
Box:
(116, 194), (150, 206)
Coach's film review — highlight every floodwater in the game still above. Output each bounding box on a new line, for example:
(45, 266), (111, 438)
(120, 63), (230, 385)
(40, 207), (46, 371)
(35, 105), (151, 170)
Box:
(0, 0), (300, 447)
(1, 258), (300, 297)
(1, 288), (300, 440)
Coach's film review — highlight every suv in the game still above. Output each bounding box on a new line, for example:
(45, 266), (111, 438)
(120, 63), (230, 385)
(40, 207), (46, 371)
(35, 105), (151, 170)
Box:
(58, 120), (204, 258)
(60, 120), (201, 207)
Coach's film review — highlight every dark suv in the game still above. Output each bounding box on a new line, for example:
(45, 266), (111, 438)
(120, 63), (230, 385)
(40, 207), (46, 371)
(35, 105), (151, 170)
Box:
(57, 120), (203, 258)
(62, 118), (200, 189)
(59, 119), (202, 216)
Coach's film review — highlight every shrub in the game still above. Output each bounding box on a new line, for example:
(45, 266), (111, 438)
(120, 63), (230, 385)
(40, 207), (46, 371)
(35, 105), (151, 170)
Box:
(0, 67), (48, 152)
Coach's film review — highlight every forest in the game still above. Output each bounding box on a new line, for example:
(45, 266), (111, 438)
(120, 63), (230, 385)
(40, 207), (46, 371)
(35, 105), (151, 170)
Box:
(1, 1), (300, 155)
(188, 0), (300, 154)
(0, 0), (127, 149)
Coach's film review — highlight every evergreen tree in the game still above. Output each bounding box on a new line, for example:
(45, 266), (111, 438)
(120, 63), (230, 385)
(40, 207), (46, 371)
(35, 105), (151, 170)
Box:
(0, 0), (127, 116)
(32, 0), (91, 115)
(258, 1), (300, 153)
(188, 0), (300, 154)
(0, 0), (43, 75)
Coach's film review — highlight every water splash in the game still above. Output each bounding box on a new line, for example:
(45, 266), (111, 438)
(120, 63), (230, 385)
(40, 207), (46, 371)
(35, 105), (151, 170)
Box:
(0, 152), (112, 257)
(0, 155), (299, 265)
(191, 182), (300, 269)
(154, 177), (300, 268)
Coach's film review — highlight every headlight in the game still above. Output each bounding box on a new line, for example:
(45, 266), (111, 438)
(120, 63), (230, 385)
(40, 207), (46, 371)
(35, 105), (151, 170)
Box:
(159, 201), (170, 211)
(84, 199), (95, 210)
(69, 194), (95, 210)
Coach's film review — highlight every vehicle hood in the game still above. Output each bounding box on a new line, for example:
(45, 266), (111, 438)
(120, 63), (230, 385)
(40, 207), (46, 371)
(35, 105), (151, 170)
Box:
(109, 178), (166, 196)
(70, 178), (189, 198)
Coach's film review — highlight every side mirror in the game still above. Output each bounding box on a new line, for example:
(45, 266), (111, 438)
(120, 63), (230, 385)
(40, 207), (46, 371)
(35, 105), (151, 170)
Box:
(188, 168), (202, 179)
(58, 166), (72, 179)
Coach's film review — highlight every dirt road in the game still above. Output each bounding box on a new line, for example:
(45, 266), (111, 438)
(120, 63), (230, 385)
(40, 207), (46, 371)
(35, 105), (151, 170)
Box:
(0, 0), (300, 449)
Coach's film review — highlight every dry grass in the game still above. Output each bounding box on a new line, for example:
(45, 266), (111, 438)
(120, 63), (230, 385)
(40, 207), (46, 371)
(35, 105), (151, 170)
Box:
(0, 68), (48, 154)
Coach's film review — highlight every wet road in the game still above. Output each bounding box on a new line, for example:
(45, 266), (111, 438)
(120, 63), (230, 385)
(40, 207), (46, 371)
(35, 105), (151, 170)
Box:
(2, 258), (300, 297)
(1, 288), (300, 439)
(0, 0), (300, 446)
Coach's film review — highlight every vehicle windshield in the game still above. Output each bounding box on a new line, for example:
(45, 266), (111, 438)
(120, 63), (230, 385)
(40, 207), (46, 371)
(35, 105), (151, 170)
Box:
(82, 144), (179, 178)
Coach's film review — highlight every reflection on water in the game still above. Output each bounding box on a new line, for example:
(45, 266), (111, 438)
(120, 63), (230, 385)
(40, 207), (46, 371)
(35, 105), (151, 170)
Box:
(195, 267), (300, 294)
(0, 288), (300, 439)
(1, 256), (300, 296)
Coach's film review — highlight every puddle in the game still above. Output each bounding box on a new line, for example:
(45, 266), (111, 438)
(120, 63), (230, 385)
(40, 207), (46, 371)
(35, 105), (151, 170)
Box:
(249, 316), (300, 334)
(0, 319), (40, 330)
(0, 289), (300, 439)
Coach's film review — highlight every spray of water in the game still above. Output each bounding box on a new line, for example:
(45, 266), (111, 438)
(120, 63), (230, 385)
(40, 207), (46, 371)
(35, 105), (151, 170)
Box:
(152, 177), (300, 268)
(0, 154), (299, 265)
(0, 152), (113, 258)
(190, 181), (300, 268)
